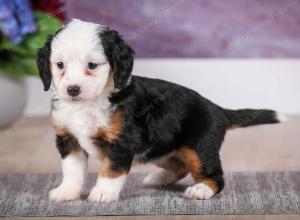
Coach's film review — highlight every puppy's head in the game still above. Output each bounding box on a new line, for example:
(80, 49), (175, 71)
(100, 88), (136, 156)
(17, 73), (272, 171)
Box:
(37, 19), (134, 101)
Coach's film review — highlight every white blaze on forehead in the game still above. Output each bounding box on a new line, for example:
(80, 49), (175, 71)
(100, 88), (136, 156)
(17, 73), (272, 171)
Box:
(50, 19), (106, 63)
(48, 19), (113, 101)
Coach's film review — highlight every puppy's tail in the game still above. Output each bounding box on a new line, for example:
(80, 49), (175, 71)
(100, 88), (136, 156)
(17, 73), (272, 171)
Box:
(225, 108), (288, 129)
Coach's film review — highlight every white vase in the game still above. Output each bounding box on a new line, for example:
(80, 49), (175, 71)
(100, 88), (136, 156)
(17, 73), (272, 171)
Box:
(0, 74), (26, 128)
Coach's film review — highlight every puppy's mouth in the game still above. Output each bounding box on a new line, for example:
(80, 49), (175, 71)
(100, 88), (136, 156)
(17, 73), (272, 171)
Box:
(71, 97), (81, 102)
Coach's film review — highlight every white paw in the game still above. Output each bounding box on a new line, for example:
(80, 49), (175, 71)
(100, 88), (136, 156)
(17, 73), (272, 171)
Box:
(49, 184), (81, 202)
(142, 170), (177, 186)
(87, 186), (119, 203)
(184, 183), (215, 200)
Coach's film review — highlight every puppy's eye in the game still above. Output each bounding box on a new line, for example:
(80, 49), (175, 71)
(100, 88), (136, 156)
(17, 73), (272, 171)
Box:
(57, 62), (64, 69)
(88, 62), (98, 70)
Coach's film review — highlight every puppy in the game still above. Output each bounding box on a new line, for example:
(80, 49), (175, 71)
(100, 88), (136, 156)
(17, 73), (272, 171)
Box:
(37, 19), (287, 202)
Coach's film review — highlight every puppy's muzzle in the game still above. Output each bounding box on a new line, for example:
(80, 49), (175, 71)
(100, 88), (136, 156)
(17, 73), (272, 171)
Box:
(67, 85), (81, 97)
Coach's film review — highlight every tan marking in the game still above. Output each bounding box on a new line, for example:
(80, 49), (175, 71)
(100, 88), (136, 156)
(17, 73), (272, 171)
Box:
(92, 108), (124, 143)
(66, 134), (81, 154)
(178, 146), (218, 193)
(227, 124), (241, 131)
(99, 157), (128, 179)
(105, 72), (114, 89)
(178, 147), (202, 180)
(201, 179), (218, 193)
(50, 118), (68, 137)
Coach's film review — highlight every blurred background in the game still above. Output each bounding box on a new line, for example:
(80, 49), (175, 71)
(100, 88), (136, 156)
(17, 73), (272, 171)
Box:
(0, 0), (299, 173)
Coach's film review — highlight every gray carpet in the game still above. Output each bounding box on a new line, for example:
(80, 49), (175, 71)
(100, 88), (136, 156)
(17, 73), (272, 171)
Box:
(0, 172), (299, 216)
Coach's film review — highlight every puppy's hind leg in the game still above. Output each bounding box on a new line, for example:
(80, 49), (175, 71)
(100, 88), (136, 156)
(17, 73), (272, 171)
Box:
(179, 145), (224, 200)
(143, 154), (189, 186)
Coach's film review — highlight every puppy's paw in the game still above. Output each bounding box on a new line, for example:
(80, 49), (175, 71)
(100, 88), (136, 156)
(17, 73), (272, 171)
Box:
(49, 185), (81, 202)
(87, 186), (119, 203)
(184, 183), (215, 200)
(142, 170), (178, 186)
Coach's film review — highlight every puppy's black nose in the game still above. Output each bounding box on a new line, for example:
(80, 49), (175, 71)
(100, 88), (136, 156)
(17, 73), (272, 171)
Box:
(67, 85), (81, 97)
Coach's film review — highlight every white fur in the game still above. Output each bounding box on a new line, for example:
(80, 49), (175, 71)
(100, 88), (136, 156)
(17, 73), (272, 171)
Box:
(51, 90), (113, 158)
(184, 183), (215, 200)
(49, 20), (129, 203)
(50, 19), (119, 159)
(143, 170), (178, 186)
(276, 112), (289, 122)
(50, 19), (110, 102)
(49, 151), (87, 202)
(88, 175), (127, 203)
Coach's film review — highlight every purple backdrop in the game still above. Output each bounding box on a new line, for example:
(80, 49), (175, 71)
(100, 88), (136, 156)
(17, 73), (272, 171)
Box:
(65, 0), (300, 58)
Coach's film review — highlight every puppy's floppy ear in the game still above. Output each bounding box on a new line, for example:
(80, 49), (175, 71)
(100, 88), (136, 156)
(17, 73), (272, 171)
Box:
(100, 28), (135, 89)
(37, 35), (53, 91)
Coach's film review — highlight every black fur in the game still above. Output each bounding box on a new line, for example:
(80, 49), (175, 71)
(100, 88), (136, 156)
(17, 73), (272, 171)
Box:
(44, 25), (281, 196)
(99, 28), (135, 89)
(37, 35), (53, 91)
(56, 134), (80, 159)
(108, 76), (228, 191)
(225, 109), (279, 127)
(107, 76), (280, 192)
(93, 137), (133, 174)
(37, 28), (64, 91)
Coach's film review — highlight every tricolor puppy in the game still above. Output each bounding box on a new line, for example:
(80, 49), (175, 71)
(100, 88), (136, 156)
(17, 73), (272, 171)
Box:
(37, 19), (287, 202)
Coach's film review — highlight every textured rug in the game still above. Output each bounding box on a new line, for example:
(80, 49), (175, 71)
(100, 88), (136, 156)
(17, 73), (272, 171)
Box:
(0, 172), (299, 216)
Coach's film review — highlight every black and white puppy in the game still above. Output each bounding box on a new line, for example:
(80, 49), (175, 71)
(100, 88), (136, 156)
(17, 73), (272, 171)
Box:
(37, 19), (287, 202)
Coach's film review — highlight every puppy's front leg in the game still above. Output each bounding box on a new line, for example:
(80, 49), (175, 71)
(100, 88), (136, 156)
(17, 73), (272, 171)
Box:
(88, 156), (130, 203)
(49, 135), (88, 202)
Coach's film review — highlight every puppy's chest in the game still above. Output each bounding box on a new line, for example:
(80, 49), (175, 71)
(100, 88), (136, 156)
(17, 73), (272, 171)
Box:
(51, 101), (117, 158)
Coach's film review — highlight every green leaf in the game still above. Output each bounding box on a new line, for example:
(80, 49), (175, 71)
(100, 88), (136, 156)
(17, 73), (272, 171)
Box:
(20, 11), (62, 56)
(0, 11), (62, 76)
